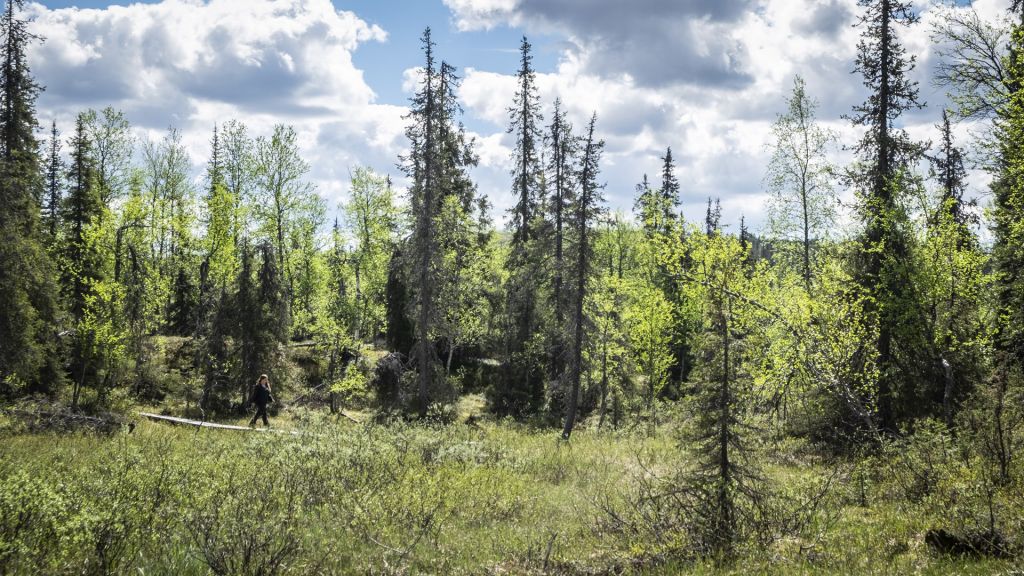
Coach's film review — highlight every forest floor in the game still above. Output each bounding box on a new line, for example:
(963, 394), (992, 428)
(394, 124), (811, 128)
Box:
(1, 395), (1020, 575)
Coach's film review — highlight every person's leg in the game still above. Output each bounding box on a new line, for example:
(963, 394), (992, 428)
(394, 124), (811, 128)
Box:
(261, 404), (269, 426)
(248, 407), (258, 426)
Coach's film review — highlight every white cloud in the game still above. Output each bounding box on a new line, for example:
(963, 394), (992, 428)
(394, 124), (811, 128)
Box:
(24, 0), (1014, 235)
(26, 0), (404, 210)
(448, 0), (1011, 233)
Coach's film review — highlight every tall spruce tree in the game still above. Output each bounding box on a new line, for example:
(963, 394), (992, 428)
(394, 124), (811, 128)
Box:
(235, 242), (259, 408)
(403, 29), (439, 417)
(494, 36), (545, 416)
(562, 113), (604, 440)
(63, 112), (104, 407)
(401, 29), (478, 417)
(508, 36), (543, 249)
(63, 113), (102, 323)
(545, 98), (577, 390)
(849, 0), (928, 431)
(0, 0), (61, 394)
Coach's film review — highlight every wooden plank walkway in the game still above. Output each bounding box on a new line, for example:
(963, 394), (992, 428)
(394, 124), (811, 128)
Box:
(137, 412), (297, 434)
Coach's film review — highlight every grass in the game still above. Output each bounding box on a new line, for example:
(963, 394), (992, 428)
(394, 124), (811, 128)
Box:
(1, 400), (1021, 575)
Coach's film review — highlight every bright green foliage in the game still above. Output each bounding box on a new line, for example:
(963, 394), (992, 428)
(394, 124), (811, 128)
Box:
(220, 119), (253, 247)
(341, 167), (399, 342)
(84, 106), (133, 205)
(203, 126), (239, 291)
(915, 114), (990, 427)
(288, 198), (327, 340)
(313, 221), (356, 405)
(141, 128), (195, 334)
(252, 123), (324, 338)
(436, 194), (497, 375)
(625, 282), (673, 435)
(584, 272), (629, 429)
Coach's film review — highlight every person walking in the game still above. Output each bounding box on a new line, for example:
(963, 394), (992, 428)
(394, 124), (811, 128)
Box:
(249, 374), (275, 427)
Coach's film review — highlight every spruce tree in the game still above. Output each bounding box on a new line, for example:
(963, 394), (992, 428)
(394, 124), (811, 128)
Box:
(705, 197), (722, 236)
(63, 112), (104, 407)
(634, 149), (680, 237)
(235, 242), (259, 408)
(63, 113), (102, 323)
(42, 119), (62, 242)
(494, 36), (545, 416)
(0, 0), (61, 394)
(562, 113), (604, 439)
(633, 174), (657, 233)
(400, 29), (478, 416)
(385, 246), (414, 355)
(659, 147), (680, 233)
(932, 110), (972, 243)
(233, 242), (286, 407)
(508, 36), (543, 249)
(688, 232), (761, 558)
(258, 241), (288, 348)
(402, 28), (440, 416)
(544, 98), (577, 392)
(849, 0), (928, 431)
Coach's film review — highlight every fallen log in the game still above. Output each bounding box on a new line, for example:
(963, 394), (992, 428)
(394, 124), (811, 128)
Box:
(137, 412), (298, 434)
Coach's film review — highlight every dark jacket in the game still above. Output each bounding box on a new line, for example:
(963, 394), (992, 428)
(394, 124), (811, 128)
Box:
(251, 383), (273, 406)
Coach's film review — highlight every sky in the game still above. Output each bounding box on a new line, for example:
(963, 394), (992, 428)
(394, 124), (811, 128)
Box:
(22, 0), (1013, 233)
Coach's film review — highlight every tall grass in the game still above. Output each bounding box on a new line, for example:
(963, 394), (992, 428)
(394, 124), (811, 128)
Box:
(0, 410), (1020, 574)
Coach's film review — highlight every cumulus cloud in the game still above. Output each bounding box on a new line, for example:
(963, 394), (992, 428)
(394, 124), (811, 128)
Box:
(450, 0), (1011, 231)
(26, 0), (405, 208)
(24, 0), (1013, 232)
(446, 0), (755, 89)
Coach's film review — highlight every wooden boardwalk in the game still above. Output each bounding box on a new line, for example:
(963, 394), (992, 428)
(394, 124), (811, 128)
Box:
(137, 412), (297, 434)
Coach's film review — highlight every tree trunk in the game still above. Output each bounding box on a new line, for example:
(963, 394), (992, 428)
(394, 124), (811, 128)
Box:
(562, 193), (588, 440)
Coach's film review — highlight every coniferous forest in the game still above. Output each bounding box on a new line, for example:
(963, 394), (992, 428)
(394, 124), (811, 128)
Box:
(4, 0), (1024, 573)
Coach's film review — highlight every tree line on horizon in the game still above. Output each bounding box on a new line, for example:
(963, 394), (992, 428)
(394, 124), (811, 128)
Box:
(3, 0), (1024, 556)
